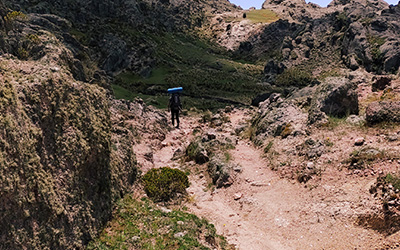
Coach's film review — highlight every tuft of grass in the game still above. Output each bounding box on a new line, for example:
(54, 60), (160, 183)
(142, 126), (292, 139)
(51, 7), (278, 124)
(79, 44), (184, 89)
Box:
(87, 197), (232, 250)
(263, 141), (274, 154)
(384, 173), (400, 191)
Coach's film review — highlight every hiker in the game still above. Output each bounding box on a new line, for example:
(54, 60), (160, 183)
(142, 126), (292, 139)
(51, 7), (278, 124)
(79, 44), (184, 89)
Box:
(168, 93), (182, 128)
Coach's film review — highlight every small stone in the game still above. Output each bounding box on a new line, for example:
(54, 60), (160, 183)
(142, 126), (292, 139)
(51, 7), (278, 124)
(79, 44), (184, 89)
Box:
(174, 232), (187, 238)
(388, 134), (399, 142)
(160, 207), (172, 213)
(50, 66), (60, 72)
(307, 162), (314, 169)
(354, 137), (365, 146)
(177, 221), (184, 225)
(233, 164), (243, 173)
(234, 193), (243, 200)
(251, 181), (266, 187)
(131, 236), (140, 241)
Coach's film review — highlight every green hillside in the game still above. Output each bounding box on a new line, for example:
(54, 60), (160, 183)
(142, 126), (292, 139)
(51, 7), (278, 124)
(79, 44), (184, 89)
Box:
(112, 33), (268, 111)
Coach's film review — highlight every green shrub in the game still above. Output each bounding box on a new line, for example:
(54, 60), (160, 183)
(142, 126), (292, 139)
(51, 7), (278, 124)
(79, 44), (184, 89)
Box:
(142, 167), (189, 202)
(4, 11), (26, 22)
(384, 173), (400, 190)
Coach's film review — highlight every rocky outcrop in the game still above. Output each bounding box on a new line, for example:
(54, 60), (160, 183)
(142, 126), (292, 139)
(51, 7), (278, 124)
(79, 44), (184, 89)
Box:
(308, 77), (358, 124)
(208, 155), (241, 188)
(252, 93), (308, 144)
(366, 101), (400, 125)
(262, 0), (328, 22)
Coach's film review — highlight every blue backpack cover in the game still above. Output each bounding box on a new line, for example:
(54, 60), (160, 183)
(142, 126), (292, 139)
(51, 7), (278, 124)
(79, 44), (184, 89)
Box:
(167, 87), (183, 93)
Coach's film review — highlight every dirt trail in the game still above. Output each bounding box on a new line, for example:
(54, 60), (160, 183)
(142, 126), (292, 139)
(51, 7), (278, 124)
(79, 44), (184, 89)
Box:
(135, 109), (400, 250)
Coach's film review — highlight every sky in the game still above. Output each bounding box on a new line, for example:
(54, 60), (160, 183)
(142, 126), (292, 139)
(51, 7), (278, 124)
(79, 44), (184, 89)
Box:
(229, 0), (399, 9)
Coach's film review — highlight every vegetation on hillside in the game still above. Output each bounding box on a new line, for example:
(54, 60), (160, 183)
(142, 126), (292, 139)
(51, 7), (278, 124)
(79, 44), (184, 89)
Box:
(87, 197), (232, 250)
(112, 32), (268, 111)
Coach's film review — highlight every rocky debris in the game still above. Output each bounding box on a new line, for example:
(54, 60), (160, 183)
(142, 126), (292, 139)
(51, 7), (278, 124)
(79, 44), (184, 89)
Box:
(346, 147), (384, 169)
(203, 129), (217, 142)
(354, 137), (365, 146)
(297, 162), (319, 183)
(262, 0), (329, 22)
(308, 77), (358, 125)
(369, 173), (400, 234)
(110, 98), (168, 144)
(296, 138), (326, 159)
(234, 124), (247, 135)
(263, 60), (286, 84)
(346, 115), (366, 126)
(366, 101), (400, 125)
(186, 140), (210, 164)
(252, 92), (273, 107)
(372, 76), (392, 92)
(387, 134), (399, 142)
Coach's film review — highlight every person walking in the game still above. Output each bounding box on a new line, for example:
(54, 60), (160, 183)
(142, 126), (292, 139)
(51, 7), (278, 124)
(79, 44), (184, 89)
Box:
(168, 93), (182, 129)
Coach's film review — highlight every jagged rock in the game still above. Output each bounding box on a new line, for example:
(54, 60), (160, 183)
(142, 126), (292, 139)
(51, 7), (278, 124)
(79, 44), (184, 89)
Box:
(297, 138), (325, 159)
(372, 76), (391, 92)
(308, 77), (358, 125)
(252, 93), (308, 144)
(387, 134), (399, 142)
(208, 155), (235, 188)
(264, 60), (286, 83)
(366, 101), (400, 125)
(252, 92), (272, 107)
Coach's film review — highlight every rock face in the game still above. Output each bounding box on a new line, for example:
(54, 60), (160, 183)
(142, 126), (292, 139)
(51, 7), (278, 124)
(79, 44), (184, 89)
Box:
(366, 101), (400, 125)
(252, 76), (359, 144)
(0, 2), (175, 248)
(308, 77), (359, 124)
(229, 0), (400, 83)
(3, 0), (238, 75)
(252, 93), (308, 144)
(208, 155), (236, 188)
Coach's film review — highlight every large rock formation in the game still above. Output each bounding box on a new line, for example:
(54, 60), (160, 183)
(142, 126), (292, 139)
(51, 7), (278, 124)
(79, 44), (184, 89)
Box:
(227, 0), (400, 82)
(0, 2), (170, 249)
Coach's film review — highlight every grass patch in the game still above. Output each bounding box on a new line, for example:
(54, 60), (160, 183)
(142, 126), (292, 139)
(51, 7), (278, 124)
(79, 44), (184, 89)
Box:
(245, 9), (279, 23)
(384, 173), (400, 191)
(87, 197), (232, 250)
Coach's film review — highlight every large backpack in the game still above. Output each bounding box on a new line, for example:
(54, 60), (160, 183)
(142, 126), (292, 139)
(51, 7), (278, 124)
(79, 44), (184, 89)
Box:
(171, 94), (181, 111)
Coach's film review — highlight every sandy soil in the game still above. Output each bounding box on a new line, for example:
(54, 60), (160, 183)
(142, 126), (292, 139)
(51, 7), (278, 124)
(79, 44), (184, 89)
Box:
(135, 108), (400, 250)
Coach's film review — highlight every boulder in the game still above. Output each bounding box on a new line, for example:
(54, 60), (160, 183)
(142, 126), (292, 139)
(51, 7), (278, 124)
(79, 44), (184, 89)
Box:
(208, 156), (235, 188)
(253, 93), (308, 144)
(308, 77), (358, 124)
(366, 101), (400, 125)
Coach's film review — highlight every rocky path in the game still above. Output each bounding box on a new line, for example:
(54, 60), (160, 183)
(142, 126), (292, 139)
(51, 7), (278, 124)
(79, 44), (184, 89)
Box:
(135, 108), (400, 250)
